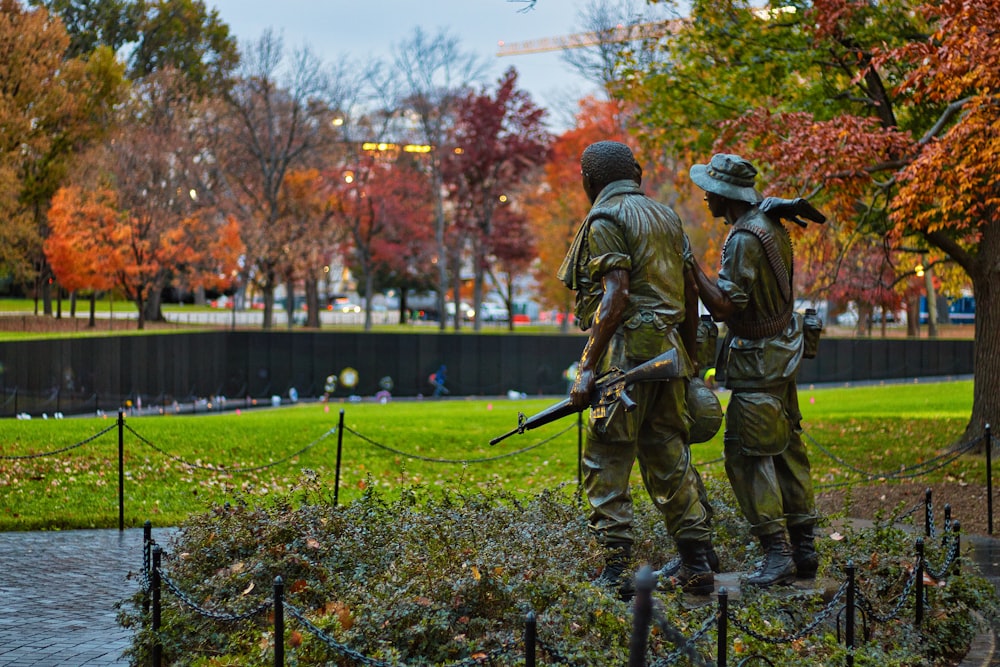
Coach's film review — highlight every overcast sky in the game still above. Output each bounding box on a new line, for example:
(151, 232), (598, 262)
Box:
(207, 0), (605, 131)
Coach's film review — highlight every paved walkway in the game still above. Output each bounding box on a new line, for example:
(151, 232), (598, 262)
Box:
(1, 527), (999, 666)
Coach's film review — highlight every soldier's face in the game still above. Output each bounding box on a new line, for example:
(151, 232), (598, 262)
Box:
(704, 191), (725, 218)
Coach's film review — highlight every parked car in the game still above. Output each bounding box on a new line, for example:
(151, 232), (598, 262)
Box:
(478, 302), (509, 322)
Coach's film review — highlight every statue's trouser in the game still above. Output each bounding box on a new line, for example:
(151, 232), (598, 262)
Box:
(583, 377), (712, 546)
(723, 381), (817, 538)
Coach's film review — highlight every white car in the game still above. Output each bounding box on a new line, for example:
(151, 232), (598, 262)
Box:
(478, 302), (510, 322)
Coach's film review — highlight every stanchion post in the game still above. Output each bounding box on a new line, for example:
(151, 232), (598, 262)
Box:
(627, 566), (655, 667)
(915, 538), (925, 629)
(954, 520), (962, 570)
(943, 504), (951, 546)
(118, 409), (125, 531)
(334, 409), (345, 507)
(274, 576), (284, 667)
(525, 610), (536, 667)
(152, 545), (162, 667)
(717, 587), (728, 667)
(986, 424), (993, 535)
(846, 561), (855, 667)
(924, 488), (932, 537)
(142, 522), (152, 619)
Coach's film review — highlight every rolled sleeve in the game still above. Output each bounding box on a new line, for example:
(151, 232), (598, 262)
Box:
(587, 218), (632, 281)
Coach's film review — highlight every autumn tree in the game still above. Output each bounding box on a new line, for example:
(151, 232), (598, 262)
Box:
(393, 27), (486, 331)
(214, 31), (366, 329)
(629, 0), (1000, 439)
(44, 186), (118, 326)
(35, 0), (238, 95)
(0, 1), (127, 314)
(522, 97), (626, 332)
(443, 67), (552, 331)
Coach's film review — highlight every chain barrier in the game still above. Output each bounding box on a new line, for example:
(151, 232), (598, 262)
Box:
(727, 580), (849, 645)
(925, 532), (961, 581)
(807, 430), (983, 490)
(647, 607), (717, 667)
(157, 568), (273, 622)
(854, 562), (919, 624)
(125, 423), (336, 473)
(0, 423), (117, 460)
(343, 423), (574, 464)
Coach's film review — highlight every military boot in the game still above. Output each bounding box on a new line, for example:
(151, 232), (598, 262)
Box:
(654, 544), (720, 580)
(594, 542), (635, 600)
(743, 533), (796, 588)
(659, 540), (715, 596)
(789, 524), (818, 580)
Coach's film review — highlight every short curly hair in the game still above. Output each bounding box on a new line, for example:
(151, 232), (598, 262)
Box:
(581, 141), (642, 192)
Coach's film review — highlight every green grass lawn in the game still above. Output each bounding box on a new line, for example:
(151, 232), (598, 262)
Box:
(0, 379), (977, 531)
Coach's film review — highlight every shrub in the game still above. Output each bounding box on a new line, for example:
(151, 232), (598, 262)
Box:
(119, 473), (997, 666)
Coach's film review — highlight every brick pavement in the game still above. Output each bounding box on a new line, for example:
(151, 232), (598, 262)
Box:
(0, 528), (154, 667)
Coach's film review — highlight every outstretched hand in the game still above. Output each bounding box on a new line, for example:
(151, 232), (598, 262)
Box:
(759, 197), (827, 228)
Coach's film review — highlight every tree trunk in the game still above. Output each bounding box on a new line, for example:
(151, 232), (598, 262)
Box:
(88, 292), (96, 328)
(70, 291), (77, 318)
(286, 276), (295, 329)
(305, 277), (320, 328)
(965, 219), (1000, 449)
(143, 285), (164, 323)
(906, 295), (919, 337)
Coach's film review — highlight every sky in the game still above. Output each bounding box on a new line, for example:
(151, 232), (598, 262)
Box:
(207, 0), (605, 132)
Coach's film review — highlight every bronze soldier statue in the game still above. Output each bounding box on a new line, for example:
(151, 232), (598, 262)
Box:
(557, 140), (717, 598)
(687, 153), (822, 588)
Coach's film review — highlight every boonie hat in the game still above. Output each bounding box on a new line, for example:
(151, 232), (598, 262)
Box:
(690, 153), (763, 204)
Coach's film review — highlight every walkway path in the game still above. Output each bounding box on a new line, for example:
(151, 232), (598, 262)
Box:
(0, 527), (998, 666)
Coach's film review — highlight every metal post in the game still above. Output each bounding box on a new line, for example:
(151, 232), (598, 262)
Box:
(274, 577), (284, 667)
(987, 424), (993, 535)
(524, 610), (536, 667)
(717, 587), (728, 667)
(334, 409), (345, 507)
(924, 488), (932, 537)
(118, 409), (125, 531)
(628, 566), (655, 667)
(142, 522), (152, 620)
(577, 411), (583, 490)
(152, 545), (162, 667)
(954, 520), (962, 571)
(915, 538), (925, 628)
(846, 561), (855, 667)
(943, 504), (951, 546)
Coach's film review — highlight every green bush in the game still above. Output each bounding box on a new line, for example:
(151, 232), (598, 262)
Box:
(119, 474), (996, 666)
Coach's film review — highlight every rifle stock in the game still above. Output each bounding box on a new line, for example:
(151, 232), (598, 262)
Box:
(489, 348), (680, 445)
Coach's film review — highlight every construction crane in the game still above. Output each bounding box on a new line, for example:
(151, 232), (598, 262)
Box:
(495, 19), (682, 56)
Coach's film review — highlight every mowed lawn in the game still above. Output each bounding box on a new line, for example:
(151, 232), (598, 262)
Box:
(0, 379), (976, 531)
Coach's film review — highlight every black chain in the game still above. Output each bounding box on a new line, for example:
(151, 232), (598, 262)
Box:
(855, 564), (918, 624)
(125, 423), (334, 472)
(344, 423), (573, 464)
(648, 608), (718, 667)
(925, 536), (960, 582)
(727, 580), (848, 644)
(158, 569), (272, 622)
(807, 430), (982, 487)
(0, 423), (117, 460)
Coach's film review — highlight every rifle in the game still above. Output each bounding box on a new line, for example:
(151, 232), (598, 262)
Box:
(489, 348), (681, 446)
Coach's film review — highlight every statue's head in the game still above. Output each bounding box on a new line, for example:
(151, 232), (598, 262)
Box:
(581, 141), (642, 204)
(689, 153), (763, 204)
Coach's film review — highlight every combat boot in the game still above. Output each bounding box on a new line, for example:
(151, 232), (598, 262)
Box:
(654, 544), (720, 580)
(789, 524), (818, 580)
(743, 533), (796, 588)
(594, 542), (635, 600)
(659, 540), (715, 595)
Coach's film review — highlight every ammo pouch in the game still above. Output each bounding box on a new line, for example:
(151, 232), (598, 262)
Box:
(725, 391), (790, 456)
(802, 308), (823, 359)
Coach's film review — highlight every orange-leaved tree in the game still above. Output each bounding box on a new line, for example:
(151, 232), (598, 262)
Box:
(44, 186), (118, 327)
